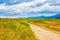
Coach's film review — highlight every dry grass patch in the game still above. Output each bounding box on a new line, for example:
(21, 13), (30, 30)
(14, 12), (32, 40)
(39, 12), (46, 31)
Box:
(0, 18), (37, 40)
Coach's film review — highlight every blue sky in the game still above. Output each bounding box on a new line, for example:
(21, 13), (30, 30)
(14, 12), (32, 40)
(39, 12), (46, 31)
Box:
(0, 0), (60, 18)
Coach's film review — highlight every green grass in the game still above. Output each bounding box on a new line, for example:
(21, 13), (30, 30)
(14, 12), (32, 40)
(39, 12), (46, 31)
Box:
(0, 18), (37, 40)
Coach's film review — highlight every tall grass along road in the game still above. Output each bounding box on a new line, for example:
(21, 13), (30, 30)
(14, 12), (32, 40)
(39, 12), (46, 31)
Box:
(0, 19), (37, 40)
(28, 23), (60, 40)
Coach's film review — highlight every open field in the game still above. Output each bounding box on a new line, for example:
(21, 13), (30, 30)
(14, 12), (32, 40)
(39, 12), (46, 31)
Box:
(0, 18), (37, 40)
(26, 18), (60, 33)
(0, 18), (60, 40)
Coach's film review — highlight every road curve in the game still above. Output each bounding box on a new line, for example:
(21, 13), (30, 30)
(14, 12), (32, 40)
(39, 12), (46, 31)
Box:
(29, 23), (60, 40)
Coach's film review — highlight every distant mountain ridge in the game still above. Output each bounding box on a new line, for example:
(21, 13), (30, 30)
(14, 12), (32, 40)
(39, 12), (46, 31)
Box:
(29, 14), (60, 18)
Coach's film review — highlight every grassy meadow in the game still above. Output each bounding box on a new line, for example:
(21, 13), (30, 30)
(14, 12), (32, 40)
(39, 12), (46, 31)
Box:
(26, 18), (60, 33)
(0, 18), (37, 40)
(0, 18), (60, 40)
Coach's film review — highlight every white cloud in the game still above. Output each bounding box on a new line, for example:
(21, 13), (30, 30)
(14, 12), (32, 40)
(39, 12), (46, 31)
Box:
(0, 0), (60, 18)
(0, 3), (8, 10)
(0, 13), (56, 18)
(0, 16), (18, 18)
(42, 13), (56, 16)
(0, 15), (29, 18)
(0, 0), (60, 13)
(47, 0), (60, 3)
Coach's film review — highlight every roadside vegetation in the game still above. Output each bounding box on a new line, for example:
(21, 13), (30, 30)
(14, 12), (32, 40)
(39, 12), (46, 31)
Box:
(26, 18), (60, 33)
(0, 18), (37, 40)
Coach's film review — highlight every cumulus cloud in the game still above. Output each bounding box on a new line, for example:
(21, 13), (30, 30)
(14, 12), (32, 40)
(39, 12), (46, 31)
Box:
(0, 3), (7, 9)
(0, 0), (60, 18)
(0, 0), (46, 13)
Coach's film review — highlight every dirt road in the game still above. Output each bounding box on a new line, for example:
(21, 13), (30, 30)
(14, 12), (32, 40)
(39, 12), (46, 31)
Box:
(29, 23), (60, 40)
